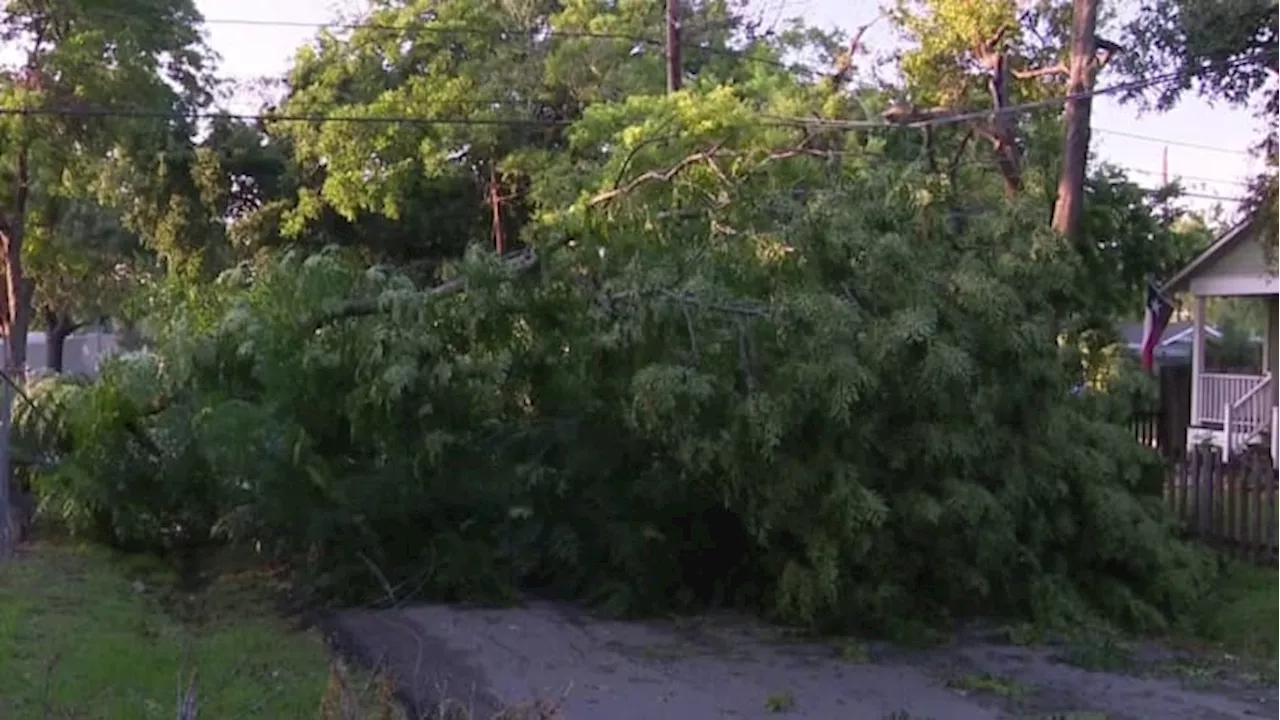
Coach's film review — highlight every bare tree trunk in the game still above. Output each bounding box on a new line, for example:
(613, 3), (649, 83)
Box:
(1051, 0), (1099, 245)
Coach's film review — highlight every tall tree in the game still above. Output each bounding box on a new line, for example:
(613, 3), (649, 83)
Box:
(264, 0), (781, 269)
(0, 0), (212, 556)
(1050, 0), (1100, 244)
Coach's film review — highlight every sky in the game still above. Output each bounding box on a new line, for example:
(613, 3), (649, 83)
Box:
(39, 0), (1256, 222)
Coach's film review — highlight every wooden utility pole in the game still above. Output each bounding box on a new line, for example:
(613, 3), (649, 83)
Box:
(665, 0), (682, 93)
(1051, 0), (1099, 246)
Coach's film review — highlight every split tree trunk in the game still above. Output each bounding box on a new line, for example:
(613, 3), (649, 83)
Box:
(1051, 0), (1100, 245)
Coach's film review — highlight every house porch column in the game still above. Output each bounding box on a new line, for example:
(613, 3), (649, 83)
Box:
(1190, 295), (1205, 425)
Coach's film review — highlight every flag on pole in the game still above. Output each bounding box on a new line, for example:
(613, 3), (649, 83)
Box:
(1140, 281), (1174, 372)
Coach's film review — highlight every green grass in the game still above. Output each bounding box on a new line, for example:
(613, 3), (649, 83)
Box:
(0, 538), (377, 719)
(1179, 562), (1279, 678)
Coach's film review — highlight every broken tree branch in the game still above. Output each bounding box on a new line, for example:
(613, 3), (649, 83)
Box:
(1012, 63), (1068, 79)
(313, 246), (545, 329)
(1093, 37), (1124, 68)
(588, 142), (726, 206)
(881, 103), (954, 125)
(973, 28), (1022, 198)
(830, 13), (884, 87)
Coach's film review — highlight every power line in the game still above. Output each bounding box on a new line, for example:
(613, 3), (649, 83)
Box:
(0, 105), (572, 127)
(766, 70), (1191, 131)
(1124, 167), (1252, 187)
(1093, 128), (1252, 156)
(1147, 189), (1247, 203)
(0, 36), (1263, 181)
(201, 15), (679, 42)
(0, 67), (1254, 136)
(769, 53), (1266, 132)
(0, 66), (1195, 131)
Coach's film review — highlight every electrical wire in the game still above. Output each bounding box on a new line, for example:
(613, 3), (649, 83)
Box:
(1093, 128), (1253, 156)
(771, 52), (1269, 131)
(0, 64), (1203, 131)
(0, 10), (1264, 142)
(1153, 189), (1248, 202)
(188, 15), (1263, 155)
(0, 105), (570, 127)
(0, 14), (1264, 201)
(1123, 167), (1253, 187)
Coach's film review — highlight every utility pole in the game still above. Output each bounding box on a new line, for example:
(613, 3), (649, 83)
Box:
(665, 0), (682, 93)
(1161, 146), (1169, 185)
(1051, 0), (1099, 246)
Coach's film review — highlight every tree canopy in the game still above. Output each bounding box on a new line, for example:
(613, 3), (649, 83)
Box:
(4, 0), (1269, 631)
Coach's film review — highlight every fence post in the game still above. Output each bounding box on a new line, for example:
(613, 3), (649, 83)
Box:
(1254, 450), (1264, 558)
(1176, 453), (1190, 520)
(1272, 407), (1278, 467)
(1269, 456), (1279, 564)
(1222, 402), (1233, 462)
(1193, 446), (1214, 538)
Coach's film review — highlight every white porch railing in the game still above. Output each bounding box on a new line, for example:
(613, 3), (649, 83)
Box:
(1217, 373), (1274, 460)
(1198, 373), (1271, 426)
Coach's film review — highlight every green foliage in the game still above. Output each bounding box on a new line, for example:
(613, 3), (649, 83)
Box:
(28, 92), (1215, 633)
(9, 0), (1225, 642)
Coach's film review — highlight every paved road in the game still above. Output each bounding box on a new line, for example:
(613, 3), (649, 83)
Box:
(325, 602), (1275, 719)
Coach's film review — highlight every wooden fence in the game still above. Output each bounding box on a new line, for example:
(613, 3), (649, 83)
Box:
(1131, 410), (1165, 455)
(1165, 446), (1278, 564)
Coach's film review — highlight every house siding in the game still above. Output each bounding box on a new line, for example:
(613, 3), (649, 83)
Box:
(1188, 237), (1279, 296)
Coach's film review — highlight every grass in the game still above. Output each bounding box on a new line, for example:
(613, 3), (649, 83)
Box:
(1176, 561), (1278, 679)
(0, 536), (385, 719)
(1050, 561), (1279, 684)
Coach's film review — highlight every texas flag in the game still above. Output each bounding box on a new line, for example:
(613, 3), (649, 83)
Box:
(1140, 281), (1175, 373)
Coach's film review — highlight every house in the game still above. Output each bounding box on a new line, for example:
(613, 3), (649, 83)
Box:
(1160, 220), (1278, 462)
(1119, 320), (1223, 366)
(0, 330), (118, 377)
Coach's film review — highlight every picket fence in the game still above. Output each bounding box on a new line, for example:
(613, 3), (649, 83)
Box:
(1165, 446), (1279, 565)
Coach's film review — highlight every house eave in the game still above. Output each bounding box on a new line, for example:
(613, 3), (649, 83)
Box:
(1160, 220), (1258, 296)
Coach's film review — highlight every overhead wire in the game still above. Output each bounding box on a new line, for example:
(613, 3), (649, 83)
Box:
(1152, 189), (1248, 202)
(0, 62), (1220, 132)
(1123, 167), (1254, 187)
(1093, 128), (1254, 156)
(0, 12), (1262, 207)
(764, 54), (1265, 131)
(0, 11), (1262, 151)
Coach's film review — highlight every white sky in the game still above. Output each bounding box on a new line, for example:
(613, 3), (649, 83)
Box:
(197, 0), (1263, 218)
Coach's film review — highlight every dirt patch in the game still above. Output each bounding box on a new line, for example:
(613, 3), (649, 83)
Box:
(327, 601), (1279, 719)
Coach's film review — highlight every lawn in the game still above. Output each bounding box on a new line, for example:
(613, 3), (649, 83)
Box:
(0, 538), (387, 719)
(1181, 562), (1279, 677)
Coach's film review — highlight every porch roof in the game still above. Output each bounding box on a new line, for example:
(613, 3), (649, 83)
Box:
(1118, 320), (1224, 348)
(1160, 220), (1262, 295)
